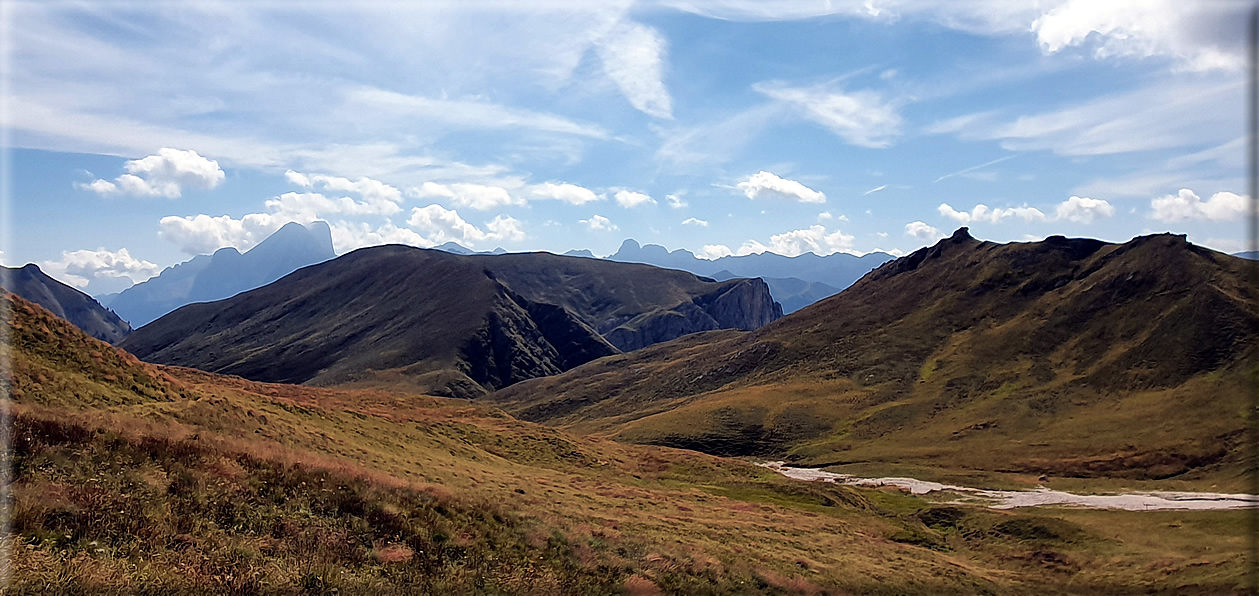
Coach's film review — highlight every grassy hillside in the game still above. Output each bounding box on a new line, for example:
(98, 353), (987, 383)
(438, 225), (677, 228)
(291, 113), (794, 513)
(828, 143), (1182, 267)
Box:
(491, 231), (1258, 489)
(7, 287), (1253, 593)
(120, 245), (779, 398)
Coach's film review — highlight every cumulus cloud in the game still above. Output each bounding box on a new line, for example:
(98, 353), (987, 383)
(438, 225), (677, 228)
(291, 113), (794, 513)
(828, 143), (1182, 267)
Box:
(529, 182), (602, 205)
(682, 217), (708, 227)
(596, 21), (673, 119)
(159, 213), (293, 255)
(614, 189), (656, 208)
(754, 82), (902, 148)
(39, 248), (161, 290)
(78, 148), (224, 198)
(1150, 188), (1248, 221)
(284, 170), (311, 187)
(697, 244), (733, 260)
(412, 181), (522, 210)
(905, 221), (943, 240)
(1031, 0), (1244, 72)
(938, 203), (1046, 224)
(279, 170), (406, 216)
(331, 221), (430, 253)
(1055, 196), (1115, 223)
(579, 214), (618, 231)
(406, 204), (525, 247)
(738, 225), (854, 257)
(665, 193), (687, 209)
(737, 171), (826, 203)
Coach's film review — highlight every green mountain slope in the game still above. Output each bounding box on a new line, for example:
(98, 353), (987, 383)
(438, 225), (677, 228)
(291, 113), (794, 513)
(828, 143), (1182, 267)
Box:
(491, 229), (1259, 486)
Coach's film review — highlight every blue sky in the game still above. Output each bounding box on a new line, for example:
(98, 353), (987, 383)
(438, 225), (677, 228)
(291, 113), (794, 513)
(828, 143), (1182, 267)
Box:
(2, 1), (1250, 295)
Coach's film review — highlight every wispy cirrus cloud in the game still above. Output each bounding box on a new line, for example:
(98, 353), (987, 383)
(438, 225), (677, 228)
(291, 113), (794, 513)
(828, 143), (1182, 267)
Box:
(754, 81), (903, 148)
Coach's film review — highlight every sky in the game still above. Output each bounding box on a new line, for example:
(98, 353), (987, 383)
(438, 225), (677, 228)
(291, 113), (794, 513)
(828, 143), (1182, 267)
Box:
(1, 0), (1252, 296)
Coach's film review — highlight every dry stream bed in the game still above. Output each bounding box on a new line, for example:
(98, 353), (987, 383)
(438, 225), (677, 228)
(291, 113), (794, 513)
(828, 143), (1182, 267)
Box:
(762, 462), (1259, 511)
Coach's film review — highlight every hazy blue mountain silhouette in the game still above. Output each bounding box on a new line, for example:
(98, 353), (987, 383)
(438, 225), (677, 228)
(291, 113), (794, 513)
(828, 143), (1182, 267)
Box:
(110, 221), (336, 328)
(1, 263), (132, 343)
(607, 239), (892, 310)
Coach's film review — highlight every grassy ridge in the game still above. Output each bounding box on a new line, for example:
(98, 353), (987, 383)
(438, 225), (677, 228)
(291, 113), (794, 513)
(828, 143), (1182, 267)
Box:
(491, 233), (1258, 490)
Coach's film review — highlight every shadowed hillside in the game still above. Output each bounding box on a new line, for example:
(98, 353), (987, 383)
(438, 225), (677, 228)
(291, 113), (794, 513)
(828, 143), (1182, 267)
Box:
(1, 264), (132, 343)
(6, 288), (1253, 594)
(121, 245), (780, 397)
(492, 229), (1259, 486)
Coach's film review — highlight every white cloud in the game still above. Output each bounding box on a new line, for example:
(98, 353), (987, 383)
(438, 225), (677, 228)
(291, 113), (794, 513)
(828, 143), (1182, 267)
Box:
(579, 214), (618, 231)
(755, 82), (902, 148)
(158, 213), (293, 255)
(614, 189), (656, 208)
(697, 244), (733, 260)
(596, 21), (673, 119)
(817, 211), (833, 221)
(301, 173), (402, 203)
(905, 221), (943, 240)
(529, 182), (603, 205)
(40, 248), (161, 289)
(406, 204), (525, 247)
(332, 221), (431, 253)
(737, 225), (854, 257)
(665, 193), (688, 209)
(938, 203), (1046, 224)
(1150, 188), (1248, 222)
(1031, 0), (1245, 72)
(412, 181), (522, 210)
(863, 185), (887, 195)
(737, 171), (826, 203)
(264, 191), (401, 220)
(284, 170), (311, 187)
(79, 148), (224, 198)
(1055, 196), (1115, 223)
(681, 217), (708, 227)
(78, 178), (119, 194)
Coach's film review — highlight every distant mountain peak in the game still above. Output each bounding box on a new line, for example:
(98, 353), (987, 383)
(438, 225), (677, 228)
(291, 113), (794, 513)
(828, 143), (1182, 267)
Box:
(948, 227), (972, 242)
(618, 238), (641, 252)
(109, 221), (338, 328)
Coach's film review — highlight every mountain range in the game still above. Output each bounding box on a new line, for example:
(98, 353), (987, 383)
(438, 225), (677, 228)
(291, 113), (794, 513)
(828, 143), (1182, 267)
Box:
(606, 239), (893, 310)
(106, 221), (336, 328)
(491, 229), (1257, 484)
(1, 263), (132, 343)
(120, 246), (781, 397)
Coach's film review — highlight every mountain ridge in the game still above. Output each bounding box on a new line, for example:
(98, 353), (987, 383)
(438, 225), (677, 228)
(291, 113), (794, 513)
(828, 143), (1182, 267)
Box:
(120, 245), (781, 397)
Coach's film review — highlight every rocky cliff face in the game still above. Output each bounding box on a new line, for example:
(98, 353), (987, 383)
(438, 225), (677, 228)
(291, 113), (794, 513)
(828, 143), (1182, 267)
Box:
(456, 287), (619, 393)
(604, 278), (781, 351)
